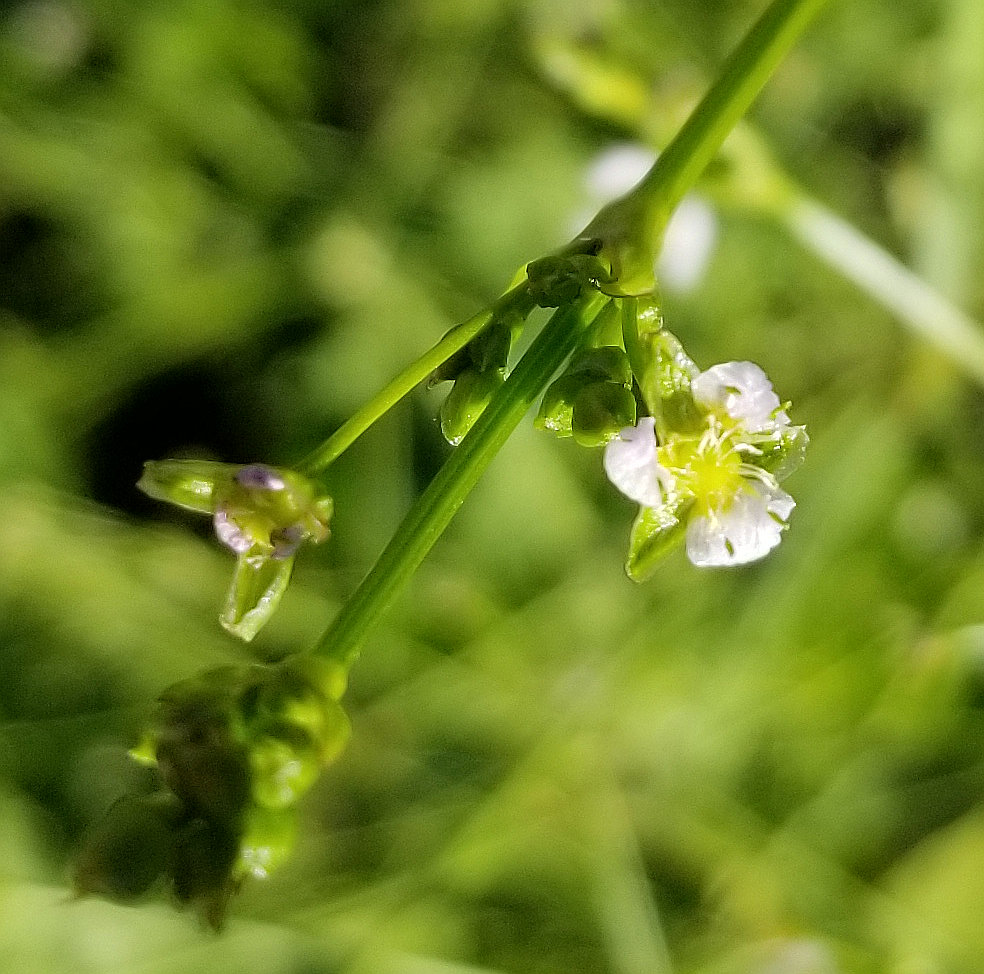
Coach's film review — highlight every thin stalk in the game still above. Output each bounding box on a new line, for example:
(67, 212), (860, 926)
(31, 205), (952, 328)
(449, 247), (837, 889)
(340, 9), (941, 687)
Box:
(641, 0), (830, 230)
(314, 292), (609, 668)
(297, 284), (533, 475)
(578, 0), (831, 289)
(308, 0), (831, 666)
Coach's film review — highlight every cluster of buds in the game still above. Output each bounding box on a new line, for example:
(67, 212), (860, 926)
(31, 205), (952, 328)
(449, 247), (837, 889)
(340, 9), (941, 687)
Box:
(74, 654), (349, 928)
(138, 461), (333, 641)
(535, 344), (638, 445)
(432, 252), (612, 445)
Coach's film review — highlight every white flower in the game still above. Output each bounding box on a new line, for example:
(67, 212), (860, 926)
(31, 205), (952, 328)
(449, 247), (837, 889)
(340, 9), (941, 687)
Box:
(691, 361), (789, 433)
(604, 359), (802, 571)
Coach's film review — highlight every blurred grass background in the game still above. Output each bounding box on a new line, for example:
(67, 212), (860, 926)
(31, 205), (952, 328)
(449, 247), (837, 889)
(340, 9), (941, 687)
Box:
(2, 0), (984, 971)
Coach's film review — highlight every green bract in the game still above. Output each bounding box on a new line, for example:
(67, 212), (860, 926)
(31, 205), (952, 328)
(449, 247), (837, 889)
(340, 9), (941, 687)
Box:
(138, 460), (333, 641)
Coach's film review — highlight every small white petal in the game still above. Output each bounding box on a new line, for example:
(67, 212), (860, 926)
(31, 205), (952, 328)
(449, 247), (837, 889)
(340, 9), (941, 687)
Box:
(214, 509), (255, 555)
(603, 417), (673, 508)
(692, 361), (788, 432)
(766, 486), (796, 522)
(685, 482), (794, 567)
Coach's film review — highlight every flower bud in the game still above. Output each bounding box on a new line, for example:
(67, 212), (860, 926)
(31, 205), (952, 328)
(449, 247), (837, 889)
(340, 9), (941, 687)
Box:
(73, 793), (183, 901)
(534, 374), (580, 436)
(567, 345), (633, 386)
(249, 722), (322, 810)
(440, 366), (505, 446)
(571, 382), (638, 447)
(536, 345), (635, 443)
(467, 320), (513, 373)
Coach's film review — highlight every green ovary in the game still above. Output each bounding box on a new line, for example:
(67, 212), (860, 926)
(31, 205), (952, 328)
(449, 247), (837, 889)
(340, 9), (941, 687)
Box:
(664, 435), (744, 519)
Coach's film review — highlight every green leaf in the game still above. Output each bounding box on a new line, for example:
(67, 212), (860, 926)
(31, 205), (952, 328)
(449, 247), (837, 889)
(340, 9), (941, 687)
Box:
(221, 552), (296, 641)
(625, 498), (692, 581)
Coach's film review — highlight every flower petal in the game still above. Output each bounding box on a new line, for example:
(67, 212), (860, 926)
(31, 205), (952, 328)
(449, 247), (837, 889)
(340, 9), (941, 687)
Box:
(692, 361), (788, 432)
(214, 508), (257, 555)
(603, 417), (673, 507)
(686, 482), (795, 567)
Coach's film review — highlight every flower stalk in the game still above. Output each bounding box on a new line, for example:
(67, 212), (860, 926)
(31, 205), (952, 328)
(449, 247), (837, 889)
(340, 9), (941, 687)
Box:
(572, 0), (832, 293)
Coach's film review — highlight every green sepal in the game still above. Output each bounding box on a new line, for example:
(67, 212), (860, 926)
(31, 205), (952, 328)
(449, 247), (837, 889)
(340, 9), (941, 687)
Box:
(625, 498), (693, 582)
(138, 459), (230, 514)
(440, 366), (505, 446)
(624, 301), (702, 436)
(571, 383), (637, 447)
(754, 423), (810, 481)
(221, 551), (296, 642)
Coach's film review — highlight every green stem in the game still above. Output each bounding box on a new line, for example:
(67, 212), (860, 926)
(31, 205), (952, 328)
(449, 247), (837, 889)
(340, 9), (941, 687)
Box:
(296, 284), (533, 475)
(314, 292), (609, 668)
(307, 0), (828, 667)
(577, 0), (831, 290)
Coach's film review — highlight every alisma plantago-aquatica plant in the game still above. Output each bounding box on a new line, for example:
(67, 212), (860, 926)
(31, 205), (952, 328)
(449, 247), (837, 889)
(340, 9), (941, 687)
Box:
(74, 0), (827, 928)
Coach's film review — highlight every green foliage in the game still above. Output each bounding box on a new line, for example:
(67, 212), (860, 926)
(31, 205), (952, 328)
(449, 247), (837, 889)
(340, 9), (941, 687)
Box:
(3, 0), (984, 971)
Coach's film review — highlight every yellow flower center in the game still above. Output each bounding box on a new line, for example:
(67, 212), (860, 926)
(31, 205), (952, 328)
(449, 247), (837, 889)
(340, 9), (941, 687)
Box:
(658, 423), (745, 517)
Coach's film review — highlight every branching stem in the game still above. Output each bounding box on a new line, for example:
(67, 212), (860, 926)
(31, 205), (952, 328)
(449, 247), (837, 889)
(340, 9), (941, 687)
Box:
(315, 293), (609, 667)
